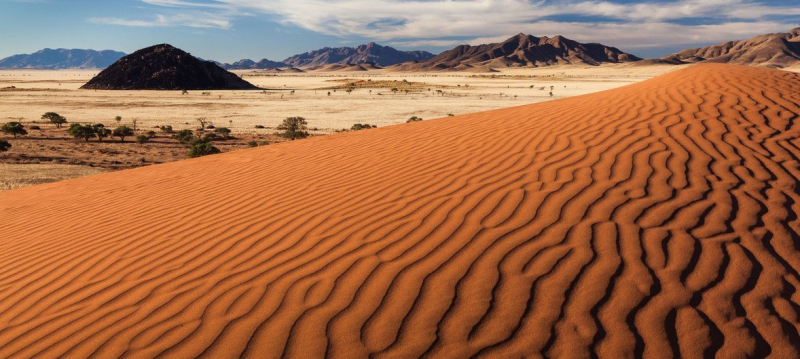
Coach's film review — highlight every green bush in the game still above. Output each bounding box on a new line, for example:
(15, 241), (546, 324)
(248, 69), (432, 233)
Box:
(160, 125), (174, 133)
(277, 117), (309, 140)
(247, 140), (258, 148)
(351, 123), (377, 131)
(188, 139), (221, 158)
(135, 135), (149, 146)
(172, 129), (195, 145)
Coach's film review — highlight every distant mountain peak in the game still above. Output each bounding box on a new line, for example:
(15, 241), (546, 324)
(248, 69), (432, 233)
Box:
(394, 33), (640, 71)
(0, 48), (126, 69)
(659, 27), (800, 68)
(282, 43), (435, 67)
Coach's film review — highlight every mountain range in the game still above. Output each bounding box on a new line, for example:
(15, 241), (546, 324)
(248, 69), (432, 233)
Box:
(0, 48), (125, 69)
(656, 27), (800, 68)
(281, 42), (435, 68)
(6, 27), (800, 72)
(394, 33), (640, 71)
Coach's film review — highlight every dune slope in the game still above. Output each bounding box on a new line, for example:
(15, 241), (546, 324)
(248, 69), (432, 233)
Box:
(1, 64), (800, 358)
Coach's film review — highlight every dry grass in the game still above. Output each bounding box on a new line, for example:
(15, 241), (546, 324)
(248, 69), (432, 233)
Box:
(0, 163), (107, 190)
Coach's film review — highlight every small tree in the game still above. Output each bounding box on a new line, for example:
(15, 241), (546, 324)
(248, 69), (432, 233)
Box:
(93, 124), (111, 142)
(0, 139), (10, 152)
(407, 116), (423, 123)
(131, 118), (139, 131)
(68, 124), (96, 142)
(112, 125), (134, 142)
(1, 122), (27, 139)
(147, 130), (157, 138)
(187, 138), (221, 158)
(135, 135), (149, 146)
(42, 112), (68, 128)
(115, 116), (122, 124)
(196, 117), (210, 130)
(160, 125), (174, 133)
(214, 127), (232, 139)
(277, 117), (309, 140)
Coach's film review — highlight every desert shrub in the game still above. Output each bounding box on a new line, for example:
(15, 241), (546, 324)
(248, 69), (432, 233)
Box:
(214, 127), (232, 139)
(254, 125), (265, 129)
(42, 112), (68, 128)
(247, 140), (258, 148)
(1, 122), (27, 138)
(351, 123), (376, 131)
(202, 133), (218, 141)
(0, 139), (10, 152)
(407, 116), (423, 123)
(172, 129), (195, 145)
(259, 141), (269, 146)
(277, 117), (309, 140)
(29, 125), (41, 130)
(160, 125), (174, 133)
(187, 139), (221, 158)
(135, 135), (149, 146)
(68, 124), (96, 142)
(112, 125), (134, 142)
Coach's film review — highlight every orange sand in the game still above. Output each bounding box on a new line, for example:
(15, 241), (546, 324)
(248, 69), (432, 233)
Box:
(0, 64), (799, 358)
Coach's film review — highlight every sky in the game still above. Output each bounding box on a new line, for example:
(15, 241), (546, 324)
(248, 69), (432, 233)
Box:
(1, 0), (799, 62)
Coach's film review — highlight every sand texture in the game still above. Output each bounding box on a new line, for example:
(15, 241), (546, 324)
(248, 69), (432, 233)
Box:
(0, 64), (799, 358)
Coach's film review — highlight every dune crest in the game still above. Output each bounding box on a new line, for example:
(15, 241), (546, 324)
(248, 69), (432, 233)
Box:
(1, 64), (799, 358)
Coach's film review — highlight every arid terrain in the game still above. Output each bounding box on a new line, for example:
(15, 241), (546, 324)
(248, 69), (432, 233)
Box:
(0, 64), (680, 189)
(0, 64), (798, 358)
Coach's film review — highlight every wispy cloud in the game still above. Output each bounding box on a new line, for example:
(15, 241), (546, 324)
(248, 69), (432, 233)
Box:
(92, 0), (800, 50)
(88, 13), (231, 29)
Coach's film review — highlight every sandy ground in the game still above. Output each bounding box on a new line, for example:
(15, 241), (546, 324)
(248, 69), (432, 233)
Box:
(0, 64), (798, 358)
(0, 64), (681, 133)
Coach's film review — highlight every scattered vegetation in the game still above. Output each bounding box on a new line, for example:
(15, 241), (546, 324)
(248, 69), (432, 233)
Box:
(172, 129), (195, 145)
(94, 124), (111, 142)
(407, 116), (423, 123)
(215, 127), (232, 139)
(160, 125), (174, 133)
(42, 112), (68, 128)
(0, 139), (10, 152)
(112, 125), (134, 142)
(351, 123), (377, 131)
(135, 135), (149, 146)
(68, 124), (96, 142)
(187, 138), (221, 158)
(277, 117), (309, 140)
(2, 122), (27, 138)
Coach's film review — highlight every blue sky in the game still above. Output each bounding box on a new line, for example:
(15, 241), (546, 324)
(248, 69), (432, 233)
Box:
(1, 0), (799, 62)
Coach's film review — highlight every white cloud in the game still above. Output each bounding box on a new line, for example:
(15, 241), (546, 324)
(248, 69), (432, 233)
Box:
(94, 0), (800, 50)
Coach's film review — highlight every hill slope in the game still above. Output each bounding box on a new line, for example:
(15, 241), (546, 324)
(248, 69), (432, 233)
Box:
(1, 64), (799, 358)
(81, 44), (257, 90)
(395, 33), (640, 71)
(283, 42), (435, 67)
(0, 48), (125, 69)
(221, 58), (286, 70)
(660, 27), (800, 67)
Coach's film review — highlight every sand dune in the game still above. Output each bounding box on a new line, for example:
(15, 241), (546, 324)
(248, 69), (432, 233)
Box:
(1, 64), (799, 358)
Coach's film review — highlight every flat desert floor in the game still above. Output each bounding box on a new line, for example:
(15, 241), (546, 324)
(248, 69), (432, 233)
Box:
(0, 64), (798, 358)
(0, 64), (680, 133)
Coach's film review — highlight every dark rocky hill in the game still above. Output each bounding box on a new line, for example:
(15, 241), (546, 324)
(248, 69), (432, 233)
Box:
(81, 44), (257, 90)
